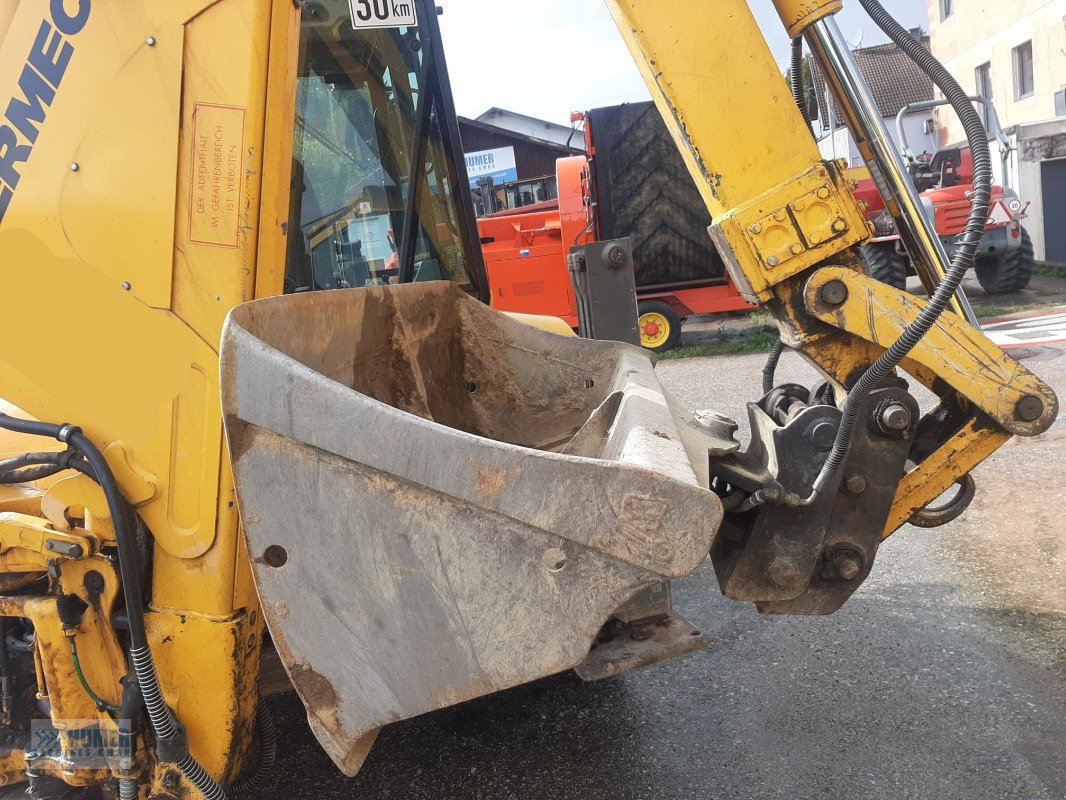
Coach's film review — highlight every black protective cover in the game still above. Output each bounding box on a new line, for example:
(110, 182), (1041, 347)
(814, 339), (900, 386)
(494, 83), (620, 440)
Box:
(587, 102), (727, 289)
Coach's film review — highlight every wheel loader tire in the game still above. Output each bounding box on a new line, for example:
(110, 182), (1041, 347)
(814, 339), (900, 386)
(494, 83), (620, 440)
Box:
(861, 243), (908, 291)
(976, 227), (1035, 295)
(638, 300), (682, 353)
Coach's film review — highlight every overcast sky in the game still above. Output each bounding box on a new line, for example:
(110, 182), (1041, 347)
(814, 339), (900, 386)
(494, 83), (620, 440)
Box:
(438, 0), (930, 124)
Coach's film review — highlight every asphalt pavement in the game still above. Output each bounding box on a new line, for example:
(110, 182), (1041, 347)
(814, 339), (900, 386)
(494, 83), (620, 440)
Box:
(265, 325), (1066, 800)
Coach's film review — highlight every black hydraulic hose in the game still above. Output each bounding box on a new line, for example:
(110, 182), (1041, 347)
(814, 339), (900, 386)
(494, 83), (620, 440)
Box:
(230, 699), (277, 797)
(790, 38), (815, 136)
(762, 342), (786, 395)
(0, 449), (92, 484)
(0, 413), (230, 800)
(0, 464), (65, 484)
(803, 1), (993, 500)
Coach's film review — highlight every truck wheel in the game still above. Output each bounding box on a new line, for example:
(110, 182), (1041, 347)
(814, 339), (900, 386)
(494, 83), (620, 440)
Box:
(976, 227), (1035, 295)
(638, 301), (682, 353)
(861, 243), (908, 290)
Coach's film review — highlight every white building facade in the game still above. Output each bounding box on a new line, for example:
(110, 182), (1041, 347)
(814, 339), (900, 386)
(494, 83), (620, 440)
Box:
(929, 0), (1066, 261)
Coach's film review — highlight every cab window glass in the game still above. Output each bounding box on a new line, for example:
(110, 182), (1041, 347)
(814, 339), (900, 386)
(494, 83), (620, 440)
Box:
(285, 2), (479, 294)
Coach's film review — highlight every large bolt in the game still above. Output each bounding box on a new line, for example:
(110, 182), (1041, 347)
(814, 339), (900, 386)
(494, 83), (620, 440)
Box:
(846, 474), (868, 495)
(880, 403), (912, 432)
(767, 256), (780, 267)
(767, 557), (801, 588)
(603, 243), (629, 269)
(806, 420), (837, 451)
(1015, 395), (1044, 422)
(819, 279), (848, 307)
(833, 552), (863, 582)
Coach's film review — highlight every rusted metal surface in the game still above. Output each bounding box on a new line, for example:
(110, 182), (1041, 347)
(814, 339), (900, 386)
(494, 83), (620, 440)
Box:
(709, 387), (917, 615)
(575, 614), (708, 682)
(221, 282), (724, 775)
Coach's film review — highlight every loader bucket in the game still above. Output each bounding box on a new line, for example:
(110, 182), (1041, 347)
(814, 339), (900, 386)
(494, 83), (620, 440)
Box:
(220, 282), (722, 774)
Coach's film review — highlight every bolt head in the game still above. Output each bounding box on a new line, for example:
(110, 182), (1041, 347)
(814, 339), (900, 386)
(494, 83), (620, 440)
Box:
(880, 403), (912, 432)
(832, 219), (847, 232)
(819, 279), (848, 307)
(790, 243), (804, 255)
(846, 474), (868, 495)
(69, 162), (79, 172)
(806, 420), (837, 451)
(146, 36), (157, 46)
(1015, 395), (1044, 422)
(121, 282), (132, 291)
(602, 243), (629, 269)
(834, 554), (862, 581)
(751, 223), (763, 234)
(817, 186), (831, 199)
(767, 557), (801, 588)
(767, 256), (780, 267)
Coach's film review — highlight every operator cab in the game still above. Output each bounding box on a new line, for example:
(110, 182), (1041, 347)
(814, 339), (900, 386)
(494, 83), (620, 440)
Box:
(282, 0), (487, 299)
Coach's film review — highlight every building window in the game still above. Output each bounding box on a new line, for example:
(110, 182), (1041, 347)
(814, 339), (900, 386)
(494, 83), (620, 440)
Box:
(1013, 41), (1035, 100)
(940, 0), (953, 20)
(1056, 89), (1066, 118)
(975, 62), (993, 130)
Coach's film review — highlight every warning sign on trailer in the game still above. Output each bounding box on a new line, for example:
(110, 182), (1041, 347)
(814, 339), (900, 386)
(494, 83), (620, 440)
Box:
(348, 0), (418, 29)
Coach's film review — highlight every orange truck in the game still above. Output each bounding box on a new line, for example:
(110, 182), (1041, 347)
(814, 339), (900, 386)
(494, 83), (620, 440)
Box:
(478, 102), (752, 352)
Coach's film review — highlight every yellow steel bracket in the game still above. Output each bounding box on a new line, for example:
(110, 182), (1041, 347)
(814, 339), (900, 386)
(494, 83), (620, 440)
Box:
(802, 267), (1059, 536)
(710, 161), (872, 304)
(804, 268), (1058, 435)
(0, 512), (97, 571)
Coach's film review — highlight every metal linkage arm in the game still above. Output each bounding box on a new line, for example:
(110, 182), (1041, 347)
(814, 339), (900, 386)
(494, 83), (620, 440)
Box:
(603, 0), (1058, 614)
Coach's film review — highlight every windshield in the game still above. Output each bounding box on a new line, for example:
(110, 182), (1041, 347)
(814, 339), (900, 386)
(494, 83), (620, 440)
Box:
(284, 0), (484, 296)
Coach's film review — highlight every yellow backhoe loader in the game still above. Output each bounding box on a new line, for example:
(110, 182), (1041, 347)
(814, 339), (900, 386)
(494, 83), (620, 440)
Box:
(0, 0), (1057, 797)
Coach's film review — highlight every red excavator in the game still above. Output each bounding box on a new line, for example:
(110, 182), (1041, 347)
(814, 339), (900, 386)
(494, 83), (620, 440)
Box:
(858, 97), (1034, 294)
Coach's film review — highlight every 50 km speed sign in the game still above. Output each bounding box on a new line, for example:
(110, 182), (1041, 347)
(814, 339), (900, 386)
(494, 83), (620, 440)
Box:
(348, 0), (418, 29)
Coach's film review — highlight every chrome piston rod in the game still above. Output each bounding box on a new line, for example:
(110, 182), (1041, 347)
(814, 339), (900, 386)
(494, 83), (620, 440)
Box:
(805, 17), (981, 329)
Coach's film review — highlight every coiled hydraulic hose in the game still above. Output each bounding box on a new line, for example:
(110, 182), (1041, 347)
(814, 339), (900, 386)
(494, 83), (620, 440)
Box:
(0, 413), (231, 800)
(230, 700), (278, 797)
(790, 38), (815, 136)
(798, 1), (993, 503)
(762, 342), (785, 395)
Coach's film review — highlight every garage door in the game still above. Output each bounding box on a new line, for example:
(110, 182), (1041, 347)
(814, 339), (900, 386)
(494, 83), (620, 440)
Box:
(1041, 158), (1066, 263)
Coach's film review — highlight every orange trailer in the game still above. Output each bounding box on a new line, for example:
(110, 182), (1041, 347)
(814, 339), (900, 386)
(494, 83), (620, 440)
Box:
(478, 103), (752, 352)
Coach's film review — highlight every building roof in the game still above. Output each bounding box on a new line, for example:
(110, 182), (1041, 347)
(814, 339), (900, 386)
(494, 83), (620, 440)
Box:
(475, 107), (578, 149)
(813, 35), (934, 124)
(458, 116), (583, 154)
